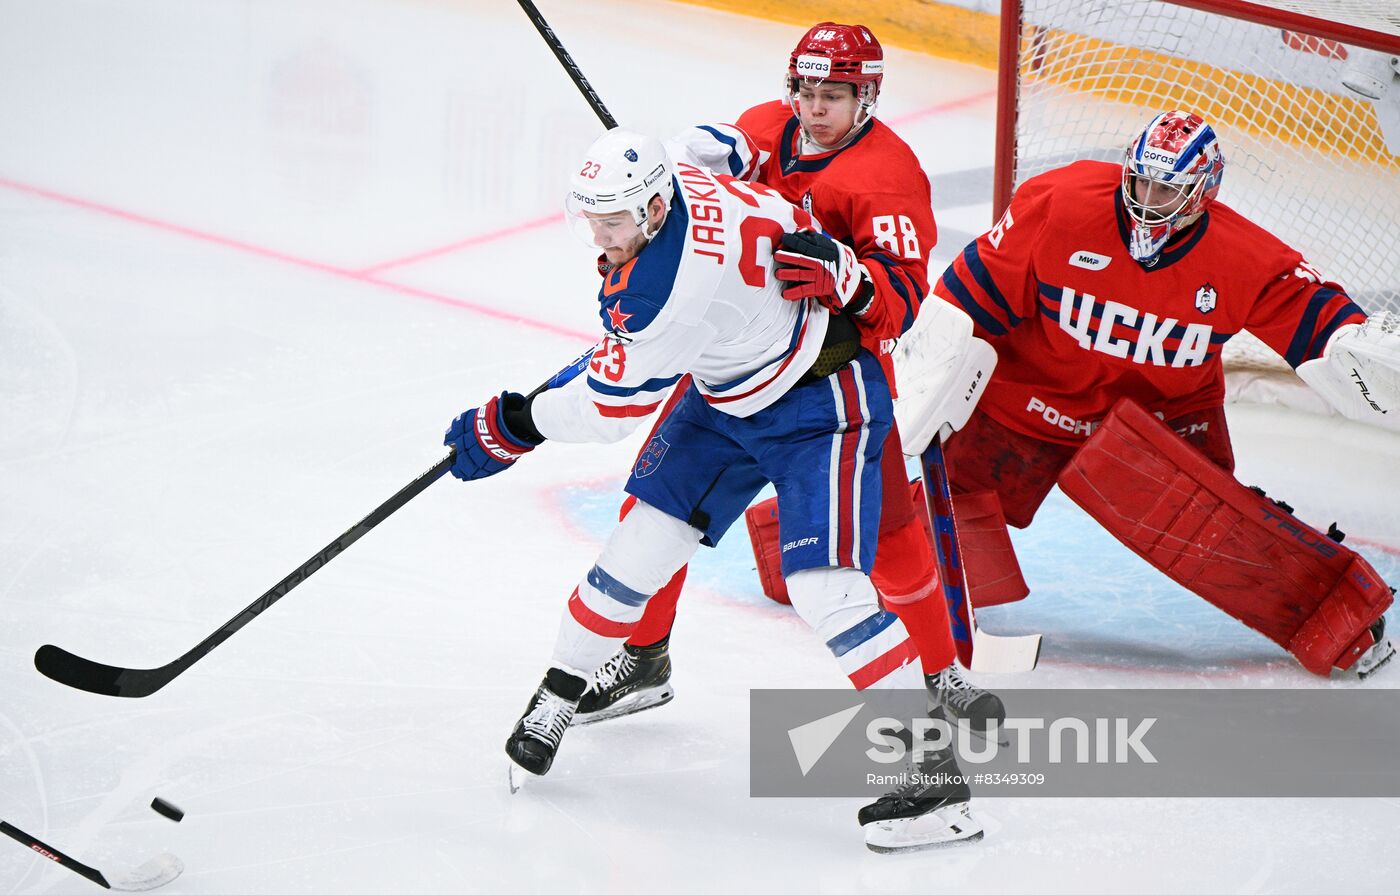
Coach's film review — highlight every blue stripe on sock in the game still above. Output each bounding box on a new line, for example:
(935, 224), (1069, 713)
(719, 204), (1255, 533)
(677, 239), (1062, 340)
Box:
(586, 565), (650, 607)
(826, 610), (897, 658)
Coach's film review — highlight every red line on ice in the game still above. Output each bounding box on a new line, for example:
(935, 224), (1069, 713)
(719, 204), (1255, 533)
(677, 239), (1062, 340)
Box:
(886, 89), (997, 127)
(354, 212), (561, 275)
(0, 176), (595, 343)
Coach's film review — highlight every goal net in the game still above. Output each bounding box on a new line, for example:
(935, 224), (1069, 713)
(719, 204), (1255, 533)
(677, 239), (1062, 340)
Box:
(995, 0), (1400, 414)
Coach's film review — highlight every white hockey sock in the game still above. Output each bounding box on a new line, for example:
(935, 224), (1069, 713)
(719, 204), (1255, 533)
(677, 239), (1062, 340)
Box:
(551, 500), (701, 675)
(786, 567), (922, 689)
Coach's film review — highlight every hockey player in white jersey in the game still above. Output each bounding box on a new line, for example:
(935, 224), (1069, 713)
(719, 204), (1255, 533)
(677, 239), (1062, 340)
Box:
(442, 128), (982, 851)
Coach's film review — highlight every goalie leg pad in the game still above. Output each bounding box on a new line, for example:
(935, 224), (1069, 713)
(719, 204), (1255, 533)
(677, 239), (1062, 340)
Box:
(1163, 405), (1235, 473)
(745, 495), (790, 605)
(1057, 399), (1393, 675)
(947, 488), (1029, 608)
(943, 408), (1077, 529)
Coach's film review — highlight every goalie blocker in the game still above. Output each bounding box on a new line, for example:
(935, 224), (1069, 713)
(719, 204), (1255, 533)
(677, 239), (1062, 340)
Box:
(1059, 398), (1394, 675)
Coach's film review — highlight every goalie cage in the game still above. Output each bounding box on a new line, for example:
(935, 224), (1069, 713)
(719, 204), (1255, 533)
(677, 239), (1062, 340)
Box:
(994, 0), (1400, 417)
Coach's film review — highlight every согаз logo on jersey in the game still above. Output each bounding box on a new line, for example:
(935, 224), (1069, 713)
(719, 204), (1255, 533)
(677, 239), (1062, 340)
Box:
(1195, 283), (1217, 313)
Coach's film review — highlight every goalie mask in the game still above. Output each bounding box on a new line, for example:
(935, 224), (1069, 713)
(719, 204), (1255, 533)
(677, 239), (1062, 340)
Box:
(565, 128), (675, 250)
(1121, 111), (1224, 262)
(785, 22), (883, 147)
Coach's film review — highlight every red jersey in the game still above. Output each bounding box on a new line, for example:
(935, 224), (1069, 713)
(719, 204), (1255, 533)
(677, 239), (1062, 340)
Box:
(735, 101), (938, 356)
(934, 160), (1364, 445)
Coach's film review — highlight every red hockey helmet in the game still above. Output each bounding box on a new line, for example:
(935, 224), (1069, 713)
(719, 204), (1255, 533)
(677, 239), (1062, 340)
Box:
(787, 22), (884, 92)
(785, 23), (884, 144)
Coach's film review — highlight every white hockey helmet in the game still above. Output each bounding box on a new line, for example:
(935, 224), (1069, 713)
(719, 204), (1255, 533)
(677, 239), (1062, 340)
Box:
(565, 128), (675, 246)
(1121, 111), (1224, 261)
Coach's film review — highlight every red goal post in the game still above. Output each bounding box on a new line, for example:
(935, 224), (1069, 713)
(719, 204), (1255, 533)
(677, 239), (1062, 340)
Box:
(993, 0), (1400, 409)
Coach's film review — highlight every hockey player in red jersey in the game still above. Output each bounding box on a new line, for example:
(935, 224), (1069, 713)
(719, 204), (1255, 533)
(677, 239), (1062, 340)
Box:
(934, 110), (1398, 676)
(574, 22), (1003, 735)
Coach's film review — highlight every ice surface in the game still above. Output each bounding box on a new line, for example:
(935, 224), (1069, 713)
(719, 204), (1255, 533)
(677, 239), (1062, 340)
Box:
(2, 1), (1398, 892)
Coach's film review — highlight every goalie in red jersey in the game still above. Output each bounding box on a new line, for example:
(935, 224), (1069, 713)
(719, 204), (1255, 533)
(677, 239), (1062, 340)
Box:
(932, 110), (1399, 677)
(563, 23), (997, 845)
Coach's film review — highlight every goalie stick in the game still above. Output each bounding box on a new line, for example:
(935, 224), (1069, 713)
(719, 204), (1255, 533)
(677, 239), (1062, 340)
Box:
(920, 434), (1042, 673)
(1, 820), (182, 891)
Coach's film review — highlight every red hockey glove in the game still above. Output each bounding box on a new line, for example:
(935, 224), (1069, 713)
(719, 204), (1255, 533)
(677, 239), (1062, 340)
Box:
(774, 230), (874, 316)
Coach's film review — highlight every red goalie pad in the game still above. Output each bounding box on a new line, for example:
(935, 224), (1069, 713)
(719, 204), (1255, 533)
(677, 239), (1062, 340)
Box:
(1058, 399), (1393, 675)
(745, 496), (791, 605)
(935, 487), (1030, 608)
(746, 482), (1029, 610)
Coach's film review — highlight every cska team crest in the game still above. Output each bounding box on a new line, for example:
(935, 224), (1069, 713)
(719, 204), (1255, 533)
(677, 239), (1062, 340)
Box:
(1195, 283), (1217, 314)
(634, 434), (670, 478)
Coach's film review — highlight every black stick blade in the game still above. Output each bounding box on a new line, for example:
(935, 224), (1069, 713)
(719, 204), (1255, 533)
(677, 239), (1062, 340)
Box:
(33, 645), (169, 698)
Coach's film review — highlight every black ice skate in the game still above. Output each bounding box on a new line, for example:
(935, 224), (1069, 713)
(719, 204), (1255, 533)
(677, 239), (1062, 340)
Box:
(505, 668), (587, 778)
(572, 637), (674, 726)
(927, 664), (1006, 739)
(1356, 616), (1396, 679)
(859, 711), (984, 852)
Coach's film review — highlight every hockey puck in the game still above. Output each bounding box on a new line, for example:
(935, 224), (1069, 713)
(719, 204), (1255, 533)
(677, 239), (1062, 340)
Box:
(150, 798), (184, 823)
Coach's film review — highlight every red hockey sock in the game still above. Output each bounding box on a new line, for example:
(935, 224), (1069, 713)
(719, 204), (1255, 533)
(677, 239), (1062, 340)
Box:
(627, 564), (686, 647)
(871, 517), (956, 673)
(886, 594), (956, 674)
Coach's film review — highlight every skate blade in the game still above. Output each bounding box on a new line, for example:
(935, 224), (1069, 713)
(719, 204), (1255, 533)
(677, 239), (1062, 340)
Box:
(864, 803), (984, 854)
(508, 762), (528, 795)
(571, 685), (674, 726)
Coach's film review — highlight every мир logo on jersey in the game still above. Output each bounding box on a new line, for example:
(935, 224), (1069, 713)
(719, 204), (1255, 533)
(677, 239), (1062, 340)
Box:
(1195, 283), (1217, 313)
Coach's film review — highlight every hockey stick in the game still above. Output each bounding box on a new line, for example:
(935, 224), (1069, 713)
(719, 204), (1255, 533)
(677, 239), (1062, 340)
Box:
(920, 435), (1042, 673)
(1, 820), (183, 891)
(31, 348), (596, 699)
(34, 451), (457, 697)
(515, 0), (618, 130)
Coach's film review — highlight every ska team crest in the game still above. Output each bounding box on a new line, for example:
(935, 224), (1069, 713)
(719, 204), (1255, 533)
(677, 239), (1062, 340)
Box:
(635, 434), (670, 478)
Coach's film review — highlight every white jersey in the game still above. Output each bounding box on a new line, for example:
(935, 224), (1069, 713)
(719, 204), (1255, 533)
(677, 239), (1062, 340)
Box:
(532, 161), (830, 444)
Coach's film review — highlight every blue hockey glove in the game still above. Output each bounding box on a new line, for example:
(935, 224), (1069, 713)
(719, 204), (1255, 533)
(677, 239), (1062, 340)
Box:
(774, 230), (874, 316)
(444, 392), (541, 481)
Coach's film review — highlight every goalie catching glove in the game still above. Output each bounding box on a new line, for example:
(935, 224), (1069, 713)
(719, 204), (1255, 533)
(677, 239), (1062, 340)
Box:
(774, 230), (874, 316)
(444, 392), (545, 481)
(1296, 310), (1400, 431)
